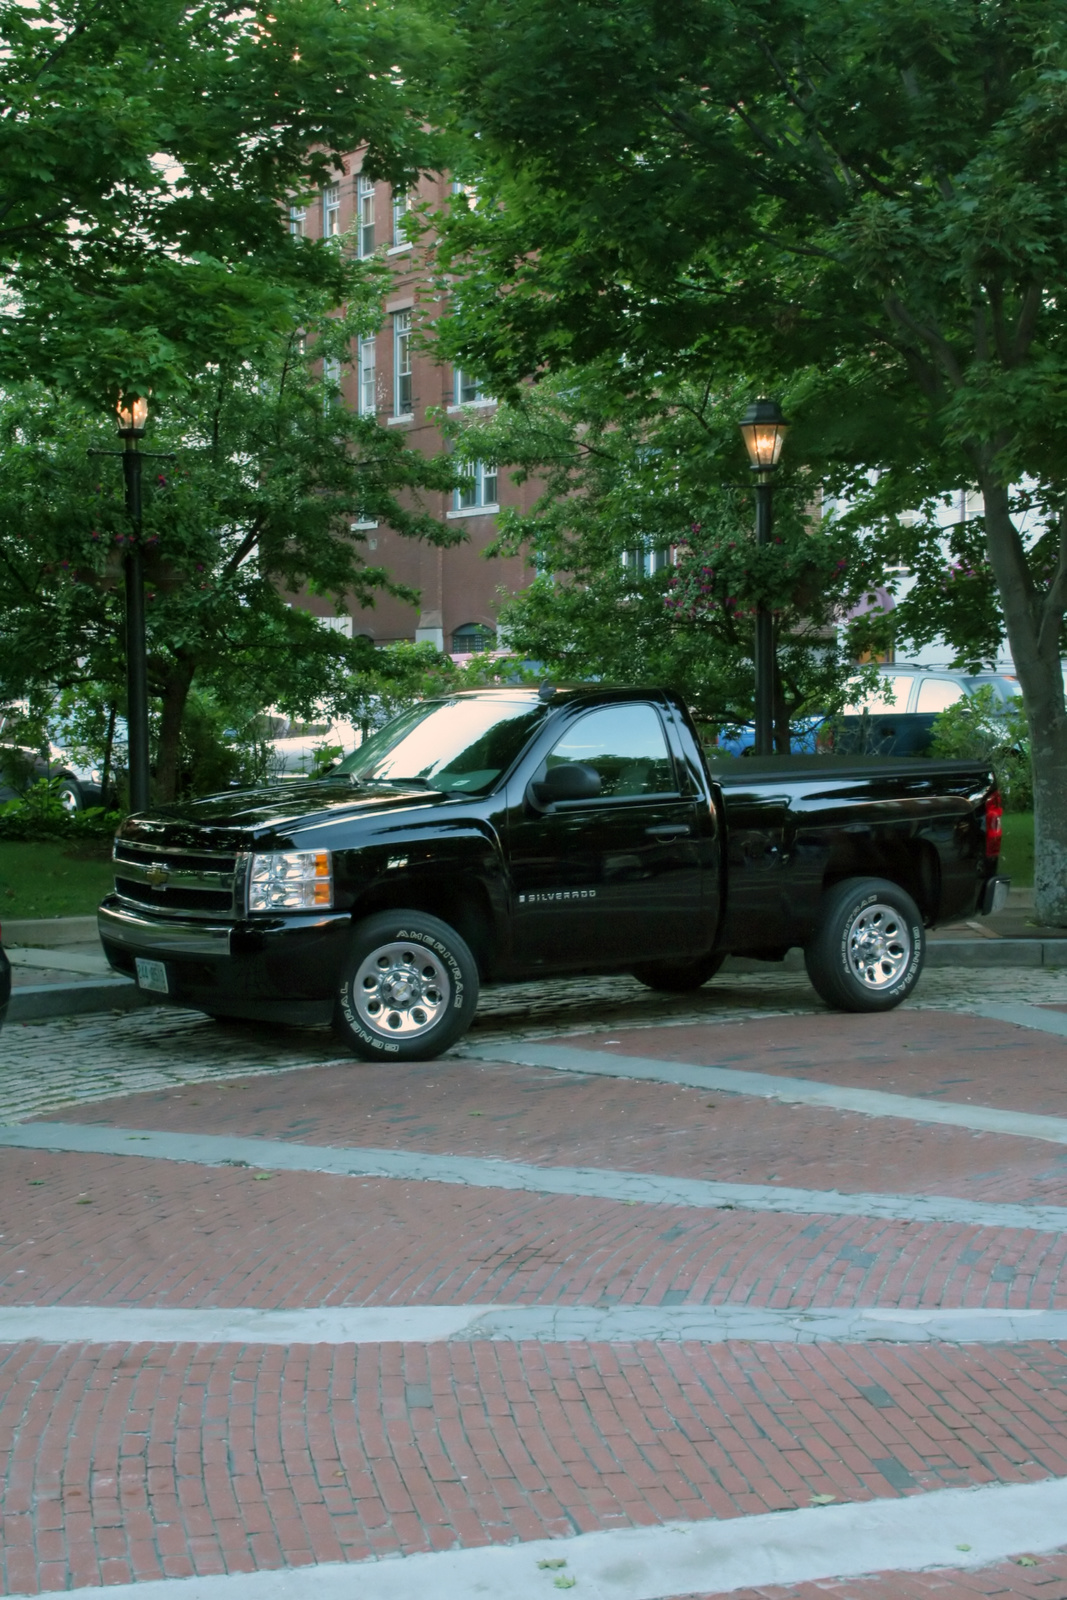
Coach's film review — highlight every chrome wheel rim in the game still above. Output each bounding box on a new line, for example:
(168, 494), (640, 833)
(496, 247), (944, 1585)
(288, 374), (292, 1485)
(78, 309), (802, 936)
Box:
(846, 902), (911, 990)
(352, 940), (451, 1040)
(58, 787), (78, 814)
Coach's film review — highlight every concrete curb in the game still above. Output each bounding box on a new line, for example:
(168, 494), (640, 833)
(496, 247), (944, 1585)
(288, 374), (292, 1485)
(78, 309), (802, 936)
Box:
(8, 978), (152, 1022)
(2, 915), (98, 947)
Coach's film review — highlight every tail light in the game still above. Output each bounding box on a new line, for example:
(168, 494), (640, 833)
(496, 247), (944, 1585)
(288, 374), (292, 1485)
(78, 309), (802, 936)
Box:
(985, 789), (1003, 858)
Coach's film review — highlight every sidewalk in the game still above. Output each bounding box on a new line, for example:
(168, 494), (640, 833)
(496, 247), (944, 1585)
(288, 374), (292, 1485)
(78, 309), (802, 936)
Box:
(3, 916), (150, 1021)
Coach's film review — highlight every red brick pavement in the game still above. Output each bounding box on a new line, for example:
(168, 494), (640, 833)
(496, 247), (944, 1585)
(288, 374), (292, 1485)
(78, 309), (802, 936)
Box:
(564, 1013), (1067, 1117)
(672, 1546), (1067, 1600)
(40, 1052), (1067, 1209)
(2, 1150), (1067, 1312)
(3, 1337), (1067, 1595)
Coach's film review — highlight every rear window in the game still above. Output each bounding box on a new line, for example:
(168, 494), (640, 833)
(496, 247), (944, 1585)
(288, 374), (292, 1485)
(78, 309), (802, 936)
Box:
(842, 675), (914, 715)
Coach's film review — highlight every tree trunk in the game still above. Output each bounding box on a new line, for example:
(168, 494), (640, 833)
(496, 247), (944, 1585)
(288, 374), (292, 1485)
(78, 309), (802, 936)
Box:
(980, 479), (1067, 925)
(154, 661), (195, 805)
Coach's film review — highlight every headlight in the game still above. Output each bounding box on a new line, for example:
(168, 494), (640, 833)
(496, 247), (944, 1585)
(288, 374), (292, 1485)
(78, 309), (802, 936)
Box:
(248, 850), (333, 911)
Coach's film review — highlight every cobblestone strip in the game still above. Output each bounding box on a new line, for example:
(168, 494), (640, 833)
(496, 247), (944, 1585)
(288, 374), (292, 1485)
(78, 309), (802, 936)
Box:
(677, 1545), (1067, 1600)
(6, 1119), (1067, 1233)
(3, 963), (1066, 1127)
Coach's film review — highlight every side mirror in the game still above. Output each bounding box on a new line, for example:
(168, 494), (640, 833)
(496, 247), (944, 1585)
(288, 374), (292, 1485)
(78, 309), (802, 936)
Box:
(529, 761), (602, 809)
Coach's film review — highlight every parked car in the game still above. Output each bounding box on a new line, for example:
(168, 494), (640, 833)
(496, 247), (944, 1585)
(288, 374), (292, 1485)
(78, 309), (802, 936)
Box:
(0, 924), (10, 1033)
(98, 685), (1006, 1058)
(0, 706), (111, 812)
(831, 664), (1022, 756)
(264, 713), (363, 779)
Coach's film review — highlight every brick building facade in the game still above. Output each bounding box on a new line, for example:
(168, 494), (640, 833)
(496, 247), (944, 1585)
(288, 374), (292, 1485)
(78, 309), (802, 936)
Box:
(291, 161), (536, 654)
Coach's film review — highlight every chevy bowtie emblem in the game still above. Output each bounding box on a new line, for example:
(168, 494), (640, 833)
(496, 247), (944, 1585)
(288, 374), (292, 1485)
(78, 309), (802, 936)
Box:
(146, 862), (170, 888)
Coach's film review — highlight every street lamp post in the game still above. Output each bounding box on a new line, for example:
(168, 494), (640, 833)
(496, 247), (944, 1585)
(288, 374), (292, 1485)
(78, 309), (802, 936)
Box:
(90, 395), (172, 813)
(739, 399), (789, 757)
(116, 395), (151, 812)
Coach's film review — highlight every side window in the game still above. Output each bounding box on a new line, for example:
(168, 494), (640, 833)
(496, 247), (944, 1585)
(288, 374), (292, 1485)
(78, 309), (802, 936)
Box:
(916, 677), (965, 713)
(545, 705), (676, 798)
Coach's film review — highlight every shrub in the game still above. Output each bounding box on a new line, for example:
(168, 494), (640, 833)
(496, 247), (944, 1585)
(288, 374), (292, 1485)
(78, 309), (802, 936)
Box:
(929, 686), (1032, 811)
(0, 780), (122, 841)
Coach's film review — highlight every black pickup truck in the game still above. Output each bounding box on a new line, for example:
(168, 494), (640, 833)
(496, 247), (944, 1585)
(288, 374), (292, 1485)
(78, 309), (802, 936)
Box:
(98, 686), (1008, 1060)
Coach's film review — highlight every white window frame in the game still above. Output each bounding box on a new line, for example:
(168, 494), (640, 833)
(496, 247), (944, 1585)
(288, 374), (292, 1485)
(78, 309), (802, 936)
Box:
(392, 310), (413, 417)
(358, 335), (376, 416)
(391, 189), (411, 248)
(450, 460), (498, 515)
(452, 369), (491, 406)
(289, 204), (307, 237)
(357, 175), (375, 258)
(322, 184), (341, 238)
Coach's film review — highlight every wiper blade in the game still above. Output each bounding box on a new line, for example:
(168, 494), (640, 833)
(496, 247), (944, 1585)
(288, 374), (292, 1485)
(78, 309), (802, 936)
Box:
(362, 775), (441, 790)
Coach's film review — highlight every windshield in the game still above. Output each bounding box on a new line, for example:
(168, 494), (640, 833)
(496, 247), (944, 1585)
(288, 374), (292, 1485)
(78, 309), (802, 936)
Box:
(336, 696), (548, 794)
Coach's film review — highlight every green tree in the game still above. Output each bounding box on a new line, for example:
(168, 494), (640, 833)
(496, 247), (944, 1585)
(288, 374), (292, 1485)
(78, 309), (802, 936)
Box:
(1, 0), (446, 398)
(445, 364), (885, 743)
(436, 0), (1067, 921)
(0, 299), (460, 802)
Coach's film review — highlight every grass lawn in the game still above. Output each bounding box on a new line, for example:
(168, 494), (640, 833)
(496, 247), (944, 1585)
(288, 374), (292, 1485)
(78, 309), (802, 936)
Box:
(1000, 811), (1033, 887)
(0, 840), (115, 922)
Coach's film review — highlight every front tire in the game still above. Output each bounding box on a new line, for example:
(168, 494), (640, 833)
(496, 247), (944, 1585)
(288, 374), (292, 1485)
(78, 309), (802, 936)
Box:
(332, 910), (479, 1061)
(804, 877), (924, 1013)
(631, 952), (725, 992)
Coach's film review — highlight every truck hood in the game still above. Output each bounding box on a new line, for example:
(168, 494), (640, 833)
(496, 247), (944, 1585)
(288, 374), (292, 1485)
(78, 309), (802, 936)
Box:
(119, 778), (443, 850)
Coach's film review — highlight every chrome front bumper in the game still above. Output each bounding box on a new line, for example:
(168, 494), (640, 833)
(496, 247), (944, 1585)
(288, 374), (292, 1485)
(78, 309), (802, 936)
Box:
(98, 899), (234, 959)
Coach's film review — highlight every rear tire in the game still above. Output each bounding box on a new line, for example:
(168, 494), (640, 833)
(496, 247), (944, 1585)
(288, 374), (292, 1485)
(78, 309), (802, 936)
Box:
(804, 877), (924, 1013)
(631, 952), (725, 992)
(332, 910), (479, 1061)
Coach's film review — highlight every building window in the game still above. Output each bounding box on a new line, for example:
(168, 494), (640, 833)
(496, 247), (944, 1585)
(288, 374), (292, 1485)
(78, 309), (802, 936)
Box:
(358, 335), (376, 416)
(391, 189), (411, 247)
(454, 369), (488, 405)
(451, 622), (495, 654)
(323, 184), (341, 238)
(622, 544), (672, 576)
(455, 460), (497, 511)
(357, 175), (375, 257)
(322, 355), (341, 408)
(393, 310), (412, 415)
(289, 205), (307, 237)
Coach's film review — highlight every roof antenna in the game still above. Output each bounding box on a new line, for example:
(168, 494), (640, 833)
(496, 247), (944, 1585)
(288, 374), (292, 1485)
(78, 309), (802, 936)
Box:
(538, 681), (556, 701)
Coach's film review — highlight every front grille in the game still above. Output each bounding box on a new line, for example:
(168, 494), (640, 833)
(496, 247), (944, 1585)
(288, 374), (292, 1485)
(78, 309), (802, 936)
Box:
(113, 841), (242, 919)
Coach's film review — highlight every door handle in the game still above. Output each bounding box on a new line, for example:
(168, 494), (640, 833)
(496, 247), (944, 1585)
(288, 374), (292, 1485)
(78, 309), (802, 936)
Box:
(645, 822), (691, 838)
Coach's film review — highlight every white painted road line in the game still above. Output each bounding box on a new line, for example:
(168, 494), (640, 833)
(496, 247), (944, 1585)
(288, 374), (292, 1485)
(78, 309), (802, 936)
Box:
(4, 1120), (1067, 1231)
(460, 1037), (1067, 1144)
(7, 1475), (1067, 1600)
(4, 1303), (1067, 1349)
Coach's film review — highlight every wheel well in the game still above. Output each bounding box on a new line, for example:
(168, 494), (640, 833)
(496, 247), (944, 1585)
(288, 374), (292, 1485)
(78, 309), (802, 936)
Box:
(349, 883), (497, 979)
(822, 838), (940, 923)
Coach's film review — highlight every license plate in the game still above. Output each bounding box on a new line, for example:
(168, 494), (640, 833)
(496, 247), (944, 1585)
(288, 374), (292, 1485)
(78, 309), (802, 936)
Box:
(135, 958), (169, 994)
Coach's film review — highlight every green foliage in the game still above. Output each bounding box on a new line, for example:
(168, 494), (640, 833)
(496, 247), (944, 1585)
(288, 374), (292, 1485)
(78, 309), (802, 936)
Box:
(0, 782), (121, 841)
(0, 292), (462, 800)
(0, 0), (449, 400)
(930, 686), (1033, 812)
(443, 365), (884, 739)
(432, 0), (1067, 914)
(337, 641), (540, 730)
